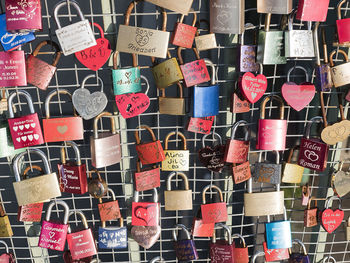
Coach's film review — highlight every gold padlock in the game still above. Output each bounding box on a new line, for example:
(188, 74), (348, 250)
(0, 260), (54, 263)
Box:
(195, 20), (217, 52)
(158, 82), (185, 115)
(0, 202), (13, 237)
(162, 131), (189, 171)
(164, 172), (192, 211)
(0, 89), (8, 114)
(282, 146), (304, 184)
(346, 216), (350, 241)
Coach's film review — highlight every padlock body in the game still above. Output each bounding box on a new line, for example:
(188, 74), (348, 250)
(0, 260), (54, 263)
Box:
(257, 0), (292, 14)
(254, 163), (281, 184)
(210, 240), (234, 263)
(231, 93), (250, 113)
(233, 245), (249, 263)
(174, 239), (198, 261)
(201, 202), (227, 223)
(285, 30), (315, 58)
(162, 150), (189, 171)
(90, 132), (121, 168)
(337, 18), (350, 45)
(39, 220), (68, 251)
(346, 223), (350, 241)
(67, 229), (97, 260)
(159, 97), (186, 115)
(5, 0), (41, 31)
(257, 31), (286, 65)
(0, 50), (26, 86)
(0, 216), (13, 237)
(17, 202), (43, 222)
(192, 217), (215, 237)
(26, 55), (57, 90)
(244, 191), (284, 216)
(152, 58), (183, 89)
(263, 242), (290, 261)
(330, 62), (350, 87)
(13, 173), (61, 206)
(0, 124), (25, 158)
(134, 166), (160, 191)
(63, 251), (92, 263)
(304, 208), (318, 227)
(187, 116), (214, 134)
(233, 161), (251, 184)
(112, 67), (141, 95)
(289, 253), (310, 263)
(193, 85), (219, 117)
(43, 117), (84, 143)
(195, 34), (217, 51)
(257, 119), (287, 150)
(224, 139), (249, 163)
(298, 138), (329, 172)
(58, 162), (87, 194)
(136, 140), (165, 165)
(266, 220), (292, 249)
(98, 200), (121, 222)
(296, 0), (329, 21)
(171, 23), (197, 48)
(239, 45), (258, 73)
(131, 202), (160, 226)
(180, 59), (210, 87)
(56, 20), (96, 56)
(282, 163), (304, 183)
(145, 0), (192, 14)
(164, 190), (192, 211)
(98, 226), (128, 249)
(316, 64), (332, 92)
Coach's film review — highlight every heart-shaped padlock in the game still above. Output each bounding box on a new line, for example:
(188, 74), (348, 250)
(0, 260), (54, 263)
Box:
(239, 64), (267, 104)
(198, 132), (225, 173)
(333, 162), (350, 197)
(320, 196), (344, 233)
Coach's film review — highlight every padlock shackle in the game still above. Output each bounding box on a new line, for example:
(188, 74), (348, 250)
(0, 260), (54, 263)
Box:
(172, 223), (191, 242)
(204, 58), (216, 85)
(98, 188), (116, 204)
(252, 251), (265, 263)
(286, 146), (300, 164)
(338, 0), (348, 20)
(167, 172), (190, 191)
(140, 75), (150, 95)
(23, 165), (43, 179)
(13, 148), (52, 182)
(195, 19), (213, 36)
(314, 22), (321, 66)
(286, 66), (309, 83)
(54, 0), (85, 29)
(232, 233), (246, 248)
(179, 11), (197, 27)
(230, 120), (250, 141)
(265, 13), (271, 31)
(258, 150), (280, 164)
(202, 132), (222, 148)
(177, 47), (200, 65)
(211, 223), (232, 244)
(290, 239), (308, 256)
(322, 256), (336, 263)
(304, 116), (324, 139)
(93, 112), (117, 139)
(161, 82), (183, 98)
(164, 131), (187, 150)
(60, 141), (81, 165)
(0, 240), (9, 254)
(325, 195), (342, 209)
(288, 9), (312, 31)
(329, 49), (349, 67)
(45, 89), (77, 119)
(81, 74), (104, 92)
(32, 40), (62, 67)
(202, 185), (224, 204)
(260, 95), (285, 120)
(240, 23), (256, 46)
(133, 188), (158, 203)
(113, 51), (138, 69)
(67, 210), (89, 233)
(307, 196), (317, 210)
(8, 90), (35, 118)
(102, 217), (123, 228)
(134, 125), (157, 144)
(45, 200), (70, 224)
(150, 256), (164, 263)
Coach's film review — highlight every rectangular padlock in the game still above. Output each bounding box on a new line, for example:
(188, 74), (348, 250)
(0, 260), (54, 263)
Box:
(257, 0), (293, 14)
(0, 50), (27, 87)
(145, 0), (193, 14)
(162, 132), (189, 171)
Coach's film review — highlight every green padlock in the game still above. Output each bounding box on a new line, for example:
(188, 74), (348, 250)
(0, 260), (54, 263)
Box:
(0, 121), (25, 158)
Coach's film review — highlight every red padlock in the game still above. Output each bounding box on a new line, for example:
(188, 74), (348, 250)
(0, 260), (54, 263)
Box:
(134, 125), (165, 165)
(187, 116), (214, 134)
(63, 250), (92, 263)
(0, 240), (14, 263)
(171, 12), (197, 48)
(296, 0), (329, 22)
(134, 160), (160, 191)
(192, 211), (215, 237)
(98, 188), (121, 222)
(0, 50), (26, 87)
(201, 185), (227, 224)
(263, 242), (290, 261)
(337, 0), (350, 45)
(210, 223), (234, 263)
(232, 234), (249, 263)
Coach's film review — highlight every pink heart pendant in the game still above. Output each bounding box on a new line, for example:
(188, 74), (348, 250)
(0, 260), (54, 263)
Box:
(240, 72), (267, 103)
(281, 82), (315, 111)
(115, 93), (150, 119)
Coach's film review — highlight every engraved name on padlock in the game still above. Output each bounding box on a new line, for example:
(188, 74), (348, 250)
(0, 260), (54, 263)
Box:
(162, 132), (189, 171)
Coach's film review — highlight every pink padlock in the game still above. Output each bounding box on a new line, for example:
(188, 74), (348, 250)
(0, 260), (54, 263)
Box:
(257, 95), (287, 151)
(0, 50), (26, 87)
(337, 0), (350, 45)
(0, 240), (14, 263)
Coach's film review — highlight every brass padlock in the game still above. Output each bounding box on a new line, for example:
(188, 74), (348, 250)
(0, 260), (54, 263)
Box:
(0, 202), (13, 237)
(158, 83), (185, 115)
(194, 20), (217, 52)
(162, 131), (189, 171)
(329, 49), (350, 88)
(282, 146), (305, 184)
(0, 88), (7, 114)
(164, 172), (193, 211)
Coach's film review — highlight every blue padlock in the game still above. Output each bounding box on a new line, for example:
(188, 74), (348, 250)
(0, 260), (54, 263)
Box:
(0, 14), (35, 51)
(288, 239), (310, 263)
(192, 59), (219, 117)
(173, 224), (198, 261)
(98, 218), (127, 249)
(265, 207), (292, 249)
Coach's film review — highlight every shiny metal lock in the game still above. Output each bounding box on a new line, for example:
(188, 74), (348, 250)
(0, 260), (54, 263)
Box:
(304, 197), (318, 227)
(0, 121), (25, 159)
(257, 95), (287, 151)
(282, 147), (305, 184)
(54, 1), (96, 56)
(149, 257), (164, 263)
(145, 0), (193, 14)
(88, 169), (108, 199)
(210, 223), (234, 263)
(285, 11), (314, 58)
(173, 224), (198, 261)
(266, 207), (292, 249)
(296, 0), (329, 22)
(238, 25), (258, 73)
(12, 148), (61, 206)
(134, 160), (160, 191)
(0, 88), (7, 114)
(329, 49), (350, 88)
(164, 172), (193, 211)
(336, 0), (350, 46)
(98, 188), (121, 222)
(0, 240), (14, 262)
(257, 14), (286, 65)
(162, 132), (189, 171)
(210, 0), (244, 34)
(288, 239), (310, 263)
(257, 0), (292, 14)
(158, 82), (186, 115)
(116, 0), (170, 58)
(39, 200), (70, 251)
(26, 40), (61, 90)
(43, 89), (84, 143)
(333, 162), (350, 197)
(346, 216), (350, 240)
(98, 217), (127, 249)
(254, 151), (282, 185)
(194, 20), (217, 51)
(232, 234), (249, 263)
(201, 185), (228, 224)
(0, 50), (26, 87)
(171, 12), (197, 48)
(90, 112), (121, 168)
(0, 202), (13, 238)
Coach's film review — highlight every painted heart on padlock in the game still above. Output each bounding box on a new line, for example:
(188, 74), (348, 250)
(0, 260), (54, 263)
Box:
(321, 208), (344, 233)
(134, 204), (158, 225)
(334, 171), (350, 197)
(131, 225), (161, 249)
(198, 145), (226, 173)
(72, 89), (108, 120)
(240, 72), (267, 103)
(115, 93), (150, 119)
(281, 82), (315, 111)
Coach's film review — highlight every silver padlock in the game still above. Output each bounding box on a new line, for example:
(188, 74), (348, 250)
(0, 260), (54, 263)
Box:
(329, 49), (350, 88)
(54, 1), (97, 56)
(257, 0), (293, 14)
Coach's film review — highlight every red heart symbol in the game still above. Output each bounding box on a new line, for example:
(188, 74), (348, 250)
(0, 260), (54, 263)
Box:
(321, 208), (344, 233)
(134, 204), (158, 225)
(240, 72), (267, 103)
(281, 82), (315, 111)
(115, 93), (150, 119)
(198, 145), (226, 173)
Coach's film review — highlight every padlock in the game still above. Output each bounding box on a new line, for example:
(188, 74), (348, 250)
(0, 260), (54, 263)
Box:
(288, 239), (310, 263)
(58, 141), (87, 195)
(231, 83), (250, 113)
(345, 216), (350, 240)
(333, 161), (350, 197)
(63, 251), (92, 263)
(304, 197), (318, 227)
(149, 257), (164, 263)
(238, 24), (258, 73)
(191, 208), (215, 237)
(17, 165), (44, 222)
(171, 12), (197, 48)
(90, 112), (121, 168)
(322, 256), (336, 263)
(0, 50), (26, 87)
(285, 11), (314, 58)
(233, 161), (251, 184)
(296, 0), (329, 21)
(162, 131), (189, 171)
(0, 121), (25, 159)
(134, 125), (165, 165)
(5, 0), (42, 32)
(116, 0), (170, 58)
(201, 185), (227, 224)
(12, 148), (61, 206)
(134, 160), (160, 191)
(224, 120), (250, 164)
(336, 0), (350, 46)
(88, 170), (108, 199)
(173, 224), (198, 261)
(158, 82), (185, 115)
(282, 147), (305, 184)
(209, 223), (234, 263)
(194, 20), (217, 51)
(254, 151), (282, 185)
(187, 116), (215, 134)
(7, 90), (44, 149)
(164, 172), (193, 211)
(98, 188), (121, 222)
(54, 1), (96, 56)
(39, 200), (69, 251)
(252, 251), (266, 263)
(0, 88), (7, 114)
(320, 196), (344, 234)
(210, 0), (244, 34)
(26, 40), (61, 90)
(0, 240), (14, 262)
(0, 202), (12, 238)
(301, 185), (310, 206)
(177, 47), (210, 88)
(193, 59), (219, 117)
(66, 211), (97, 260)
(43, 89), (84, 143)
(298, 116), (329, 172)
(257, 0), (292, 14)
(263, 242), (290, 261)
(98, 217), (127, 249)
(329, 49), (350, 88)
(257, 14), (286, 65)
(232, 234), (249, 263)
(257, 95), (287, 151)
(145, 0), (193, 14)
(265, 208), (292, 249)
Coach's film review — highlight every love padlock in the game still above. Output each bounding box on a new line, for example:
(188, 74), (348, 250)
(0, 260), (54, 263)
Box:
(329, 49), (350, 88)
(209, 223), (234, 263)
(265, 208), (292, 249)
(254, 151), (282, 185)
(288, 239), (310, 263)
(282, 147), (305, 184)
(201, 185), (227, 224)
(134, 160), (160, 192)
(88, 170), (108, 199)
(296, 0), (329, 21)
(232, 234), (249, 263)
(304, 197), (318, 228)
(321, 196), (344, 234)
(336, 0), (350, 46)
(238, 24), (258, 73)
(171, 12), (197, 48)
(0, 240), (14, 263)
(333, 161), (350, 197)
(0, 50), (26, 87)
(98, 217), (127, 250)
(162, 131), (189, 171)
(173, 224), (198, 261)
(98, 188), (121, 222)
(194, 20), (217, 52)
(187, 116), (214, 134)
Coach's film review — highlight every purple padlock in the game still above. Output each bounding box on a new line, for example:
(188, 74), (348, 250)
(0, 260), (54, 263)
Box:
(288, 239), (310, 263)
(173, 224), (198, 261)
(238, 25), (258, 73)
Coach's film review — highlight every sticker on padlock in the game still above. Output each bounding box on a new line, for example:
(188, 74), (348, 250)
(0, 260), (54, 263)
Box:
(98, 217), (127, 249)
(171, 12), (197, 48)
(288, 239), (310, 263)
(304, 197), (318, 227)
(282, 147), (305, 184)
(159, 82), (186, 115)
(254, 151), (282, 185)
(201, 185), (227, 224)
(209, 223), (235, 263)
(173, 224), (198, 261)
(0, 240), (15, 263)
(187, 116), (214, 134)
(134, 160), (160, 192)
(162, 132), (189, 171)
(320, 196), (344, 234)
(98, 188), (121, 222)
